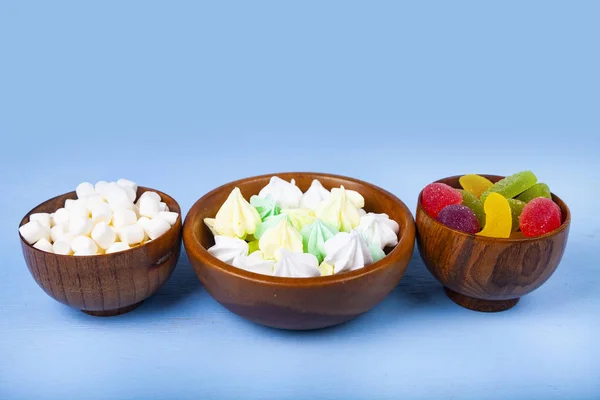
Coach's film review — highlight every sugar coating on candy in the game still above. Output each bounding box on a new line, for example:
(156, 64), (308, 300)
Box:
(421, 183), (463, 219)
(459, 190), (485, 227)
(480, 170), (537, 203)
(516, 183), (551, 203)
(436, 204), (481, 234)
(519, 198), (562, 237)
(477, 193), (512, 238)
(507, 198), (526, 232)
(459, 174), (493, 199)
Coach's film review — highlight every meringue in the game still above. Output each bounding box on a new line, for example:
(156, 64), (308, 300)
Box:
(281, 208), (316, 231)
(258, 176), (303, 209)
(232, 251), (275, 276)
(207, 235), (249, 264)
(316, 185), (363, 232)
(300, 219), (339, 263)
(250, 195), (281, 221)
(357, 212), (400, 250)
(206, 187), (261, 239)
(300, 179), (330, 210)
(258, 218), (303, 260)
(317, 261), (334, 276)
(324, 230), (373, 274)
(273, 249), (320, 278)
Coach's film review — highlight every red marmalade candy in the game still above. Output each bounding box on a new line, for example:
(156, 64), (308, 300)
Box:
(519, 198), (562, 237)
(421, 183), (463, 219)
(436, 204), (481, 234)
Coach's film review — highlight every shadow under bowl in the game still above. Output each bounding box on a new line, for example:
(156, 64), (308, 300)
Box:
(416, 175), (571, 312)
(18, 187), (183, 316)
(183, 172), (416, 330)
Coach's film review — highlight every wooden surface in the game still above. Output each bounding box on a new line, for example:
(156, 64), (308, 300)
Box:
(416, 175), (571, 312)
(19, 187), (183, 316)
(184, 172), (416, 330)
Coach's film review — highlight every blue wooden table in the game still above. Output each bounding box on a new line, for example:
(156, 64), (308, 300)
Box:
(1, 1), (598, 399)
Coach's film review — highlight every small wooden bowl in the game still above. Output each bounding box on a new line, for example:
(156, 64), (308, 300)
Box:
(18, 187), (182, 316)
(183, 172), (416, 330)
(416, 175), (571, 312)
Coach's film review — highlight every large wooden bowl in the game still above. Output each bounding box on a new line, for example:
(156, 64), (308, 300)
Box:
(416, 175), (571, 312)
(183, 172), (416, 330)
(19, 187), (182, 316)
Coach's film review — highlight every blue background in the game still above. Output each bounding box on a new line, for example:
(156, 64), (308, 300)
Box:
(1, 1), (599, 399)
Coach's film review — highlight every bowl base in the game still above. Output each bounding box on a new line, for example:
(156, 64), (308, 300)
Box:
(82, 301), (143, 317)
(444, 287), (519, 312)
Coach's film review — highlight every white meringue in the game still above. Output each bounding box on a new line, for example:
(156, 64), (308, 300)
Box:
(324, 230), (373, 274)
(273, 249), (320, 278)
(207, 235), (249, 264)
(232, 251), (275, 276)
(300, 179), (330, 210)
(316, 185), (364, 232)
(258, 176), (303, 209)
(206, 187), (261, 239)
(357, 213), (400, 249)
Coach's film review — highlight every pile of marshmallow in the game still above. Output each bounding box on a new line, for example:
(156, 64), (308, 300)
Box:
(19, 179), (179, 255)
(204, 176), (400, 278)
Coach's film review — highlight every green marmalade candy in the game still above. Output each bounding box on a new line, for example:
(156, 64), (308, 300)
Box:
(516, 183), (551, 203)
(459, 189), (485, 227)
(507, 198), (526, 232)
(481, 170), (537, 203)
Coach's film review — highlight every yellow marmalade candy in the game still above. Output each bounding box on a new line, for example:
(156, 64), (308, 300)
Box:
(477, 192), (512, 238)
(258, 218), (303, 260)
(459, 174), (494, 199)
(204, 187), (261, 239)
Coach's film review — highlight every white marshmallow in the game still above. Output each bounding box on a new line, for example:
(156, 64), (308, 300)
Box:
(91, 222), (117, 250)
(104, 183), (135, 211)
(159, 202), (168, 212)
(53, 240), (72, 255)
(142, 218), (171, 240)
(76, 182), (96, 199)
(33, 238), (54, 253)
(95, 181), (109, 196)
(137, 191), (161, 205)
(137, 216), (151, 228)
(139, 196), (160, 218)
(118, 224), (145, 245)
(91, 202), (112, 224)
(68, 215), (93, 236)
(158, 211), (178, 226)
(71, 235), (98, 255)
(117, 178), (138, 193)
(30, 213), (51, 229)
(19, 221), (50, 245)
(65, 199), (89, 217)
(50, 224), (72, 243)
(123, 187), (136, 203)
(84, 194), (106, 212)
(105, 242), (130, 254)
(52, 208), (70, 226)
(112, 209), (137, 229)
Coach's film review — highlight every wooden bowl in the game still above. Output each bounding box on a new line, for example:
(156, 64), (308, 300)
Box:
(18, 187), (182, 316)
(416, 175), (571, 312)
(183, 172), (415, 330)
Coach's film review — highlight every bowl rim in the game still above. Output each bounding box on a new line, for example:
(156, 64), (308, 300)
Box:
(183, 171), (416, 287)
(417, 174), (571, 242)
(18, 185), (182, 258)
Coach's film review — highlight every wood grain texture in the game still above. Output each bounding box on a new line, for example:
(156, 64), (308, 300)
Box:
(183, 172), (416, 330)
(19, 187), (183, 316)
(416, 175), (571, 312)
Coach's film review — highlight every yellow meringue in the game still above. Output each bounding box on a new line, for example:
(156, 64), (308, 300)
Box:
(258, 218), (303, 260)
(204, 187), (261, 239)
(315, 185), (363, 232)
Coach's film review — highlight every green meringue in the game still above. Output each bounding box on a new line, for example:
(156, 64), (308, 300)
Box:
(300, 219), (339, 263)
(250, 195), (281, 221)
